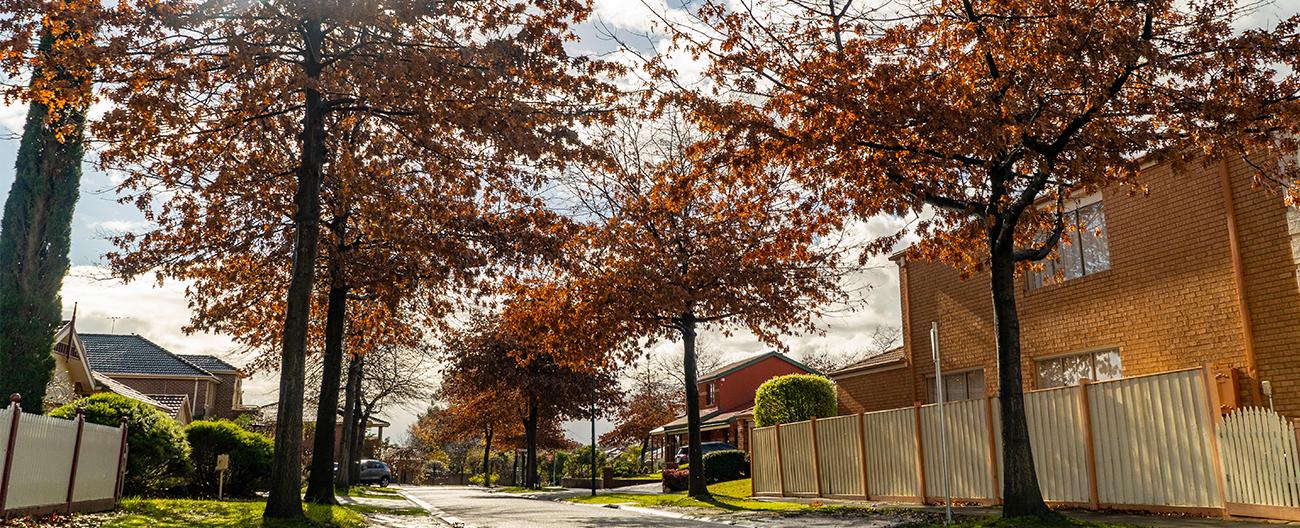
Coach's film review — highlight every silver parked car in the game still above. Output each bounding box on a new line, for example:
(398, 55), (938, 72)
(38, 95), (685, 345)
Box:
(358, 459), (392, 487)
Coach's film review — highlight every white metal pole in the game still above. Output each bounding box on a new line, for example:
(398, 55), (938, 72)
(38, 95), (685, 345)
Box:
(931, 321), (951, 525)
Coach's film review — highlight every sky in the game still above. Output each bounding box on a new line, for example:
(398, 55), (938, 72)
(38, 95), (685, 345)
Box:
(4, 0), (1299, 445)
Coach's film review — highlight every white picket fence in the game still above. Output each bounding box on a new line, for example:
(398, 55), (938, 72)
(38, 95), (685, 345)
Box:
(1218, 406), (1300, 520)
(0, 397), (127, 517)
(752, 366), (1249, 517)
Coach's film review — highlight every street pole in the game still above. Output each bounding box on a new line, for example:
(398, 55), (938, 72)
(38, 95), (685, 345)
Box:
(590, 381), (597, 497)
(932, 321), (951, 525)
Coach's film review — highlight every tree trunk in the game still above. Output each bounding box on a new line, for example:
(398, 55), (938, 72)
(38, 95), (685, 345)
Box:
(335, 351), (362, 489)
(347, 360), (366, 485)
(524, 397), (539, 488)
(990, 238), (1055, 520)
(265, 15), (325, 521)
(0, 29), (86, 408)
(482, 424), (494, 488)
(305, 249), (348, 504)
(679, 313), (709, 498)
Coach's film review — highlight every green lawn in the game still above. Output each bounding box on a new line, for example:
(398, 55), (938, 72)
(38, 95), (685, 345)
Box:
(339, 485), (401, 499)
(568, 478), (806, 512)
(622, 473), (662, 481)
(104, 498), (367, 528)
(339, 503), (427, 516)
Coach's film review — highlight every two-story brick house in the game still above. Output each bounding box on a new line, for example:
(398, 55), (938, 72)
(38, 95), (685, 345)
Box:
(650, 351), (819, 462)
(834, 154), (1300, 417)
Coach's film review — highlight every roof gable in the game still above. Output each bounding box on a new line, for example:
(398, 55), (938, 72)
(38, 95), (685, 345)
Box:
(829, 346), (906, 377)
(80, 334), (216, 379)
(698, 351), (819, 383)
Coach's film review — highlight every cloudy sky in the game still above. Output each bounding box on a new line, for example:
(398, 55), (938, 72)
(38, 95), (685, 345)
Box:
(4, 0), (1298, 444)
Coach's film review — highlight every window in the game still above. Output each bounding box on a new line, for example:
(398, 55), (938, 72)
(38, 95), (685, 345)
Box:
(1035, 348), (1122, 389)
(705, 383), (716, 406)
(1027, 197), (1111, 290)
(926, 369), (985, 403)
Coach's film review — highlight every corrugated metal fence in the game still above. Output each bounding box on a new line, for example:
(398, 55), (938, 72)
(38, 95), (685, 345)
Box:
(0, 396), (128, 517)
(752, 366), (1247, 517)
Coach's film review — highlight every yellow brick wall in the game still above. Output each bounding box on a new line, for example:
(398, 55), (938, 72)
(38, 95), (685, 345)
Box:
(841, 155), (1300, 417)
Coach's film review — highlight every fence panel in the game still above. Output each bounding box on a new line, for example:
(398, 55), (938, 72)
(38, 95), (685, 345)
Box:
(1219, 407), (1300, 508)
(815, 415), (863, 497)
(862, 407), (918, 499)
(6, 413), (79, 510)
(921, 399), (995, 501)
(73, 422), (123, 503)
(779, 421), (817, 495)
(751, 427), (781, 495)
(1090, 369), (1218, 508)
(1024, 386), (1089, 504)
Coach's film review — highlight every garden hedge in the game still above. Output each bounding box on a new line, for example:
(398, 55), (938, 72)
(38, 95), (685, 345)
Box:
(51, 393), (192, 495)
(701, 449), (747, 483)
(185, 420), (273, 497)
(753, 373), (837, 427)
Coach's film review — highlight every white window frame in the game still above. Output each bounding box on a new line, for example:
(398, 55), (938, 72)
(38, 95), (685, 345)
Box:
(1034, 347), (1123, 389)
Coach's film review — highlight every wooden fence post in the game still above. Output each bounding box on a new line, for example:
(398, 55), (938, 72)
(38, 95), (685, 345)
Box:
(0, 394), (23, 517)
(749, 424), (756, 498)
(1078, 380), (1100, 510)
(65, 408), (86, 513)
(984, 396), (1000, 504)
(810, 417), (823, 497)
(114, 416), (130, 503)
(914, 402), (927, 504)
(857, 412), (870, 499)
(774, 422), (786, 496)
(1202, 363), (1229, 516)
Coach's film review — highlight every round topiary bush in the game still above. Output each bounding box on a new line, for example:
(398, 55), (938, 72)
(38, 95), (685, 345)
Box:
(701, 449), (748, 483)
(50, 393), (192, 495)
(753, 373), (837, 427)
(185, 420), (273, 497)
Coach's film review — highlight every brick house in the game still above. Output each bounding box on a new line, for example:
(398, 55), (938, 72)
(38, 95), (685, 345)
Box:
(833, 154), (1300, 417)
(651, 351), (819, 463)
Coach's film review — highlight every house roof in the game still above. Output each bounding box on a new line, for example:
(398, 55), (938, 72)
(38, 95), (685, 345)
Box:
(652, 405), (755, 436)
(80, 333), (217, 379)
(829, 346), (906, 378)
(91, 372), (166, 409)
(178, 354), (240, 374)
(148, 394), (190, 415)
(697, 351), (819, 383)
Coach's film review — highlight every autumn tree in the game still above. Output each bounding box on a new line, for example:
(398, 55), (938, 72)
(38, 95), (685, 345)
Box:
(508, 113), (848, 497)
(656, 0), (1300, 517)
(439, 313), (620, 489)
(94, 0), (615, 518)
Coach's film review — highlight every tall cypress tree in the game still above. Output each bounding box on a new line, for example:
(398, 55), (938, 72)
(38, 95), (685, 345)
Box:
(0, 28), (88, 408)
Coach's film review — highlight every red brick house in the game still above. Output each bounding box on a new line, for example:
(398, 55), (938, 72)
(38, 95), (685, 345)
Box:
(651, 351), (818, 463)
(832, 154), (1300, 417)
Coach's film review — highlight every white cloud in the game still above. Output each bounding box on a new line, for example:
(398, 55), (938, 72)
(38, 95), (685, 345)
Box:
(87, 219), (151, 233)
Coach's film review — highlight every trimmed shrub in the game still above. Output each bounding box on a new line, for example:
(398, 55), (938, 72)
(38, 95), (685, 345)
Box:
(185, 420), (273, 497)
(50, 393), (191, 495)
(661, 468), (689, 492)
(753, 373), (837, 427)
(701, 449), (747, 483)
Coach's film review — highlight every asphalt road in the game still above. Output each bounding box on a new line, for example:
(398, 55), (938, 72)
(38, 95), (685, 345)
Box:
(400, 486), (727, 528)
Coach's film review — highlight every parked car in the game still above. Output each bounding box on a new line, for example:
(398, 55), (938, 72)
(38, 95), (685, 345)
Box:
(674, 441), (735, 465)
(358, 459), (392, 487)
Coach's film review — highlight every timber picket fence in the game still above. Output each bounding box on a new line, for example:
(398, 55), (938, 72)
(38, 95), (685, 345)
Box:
(751, 365), (1300, 521)
(0, 395), (128, 518)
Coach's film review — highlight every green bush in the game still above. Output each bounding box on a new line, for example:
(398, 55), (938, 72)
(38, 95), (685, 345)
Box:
(184, 420), (273, 497)
(50, 393), (192, 495)
(469, 472), (500, 486)
(561, 445), (607, 478)
(753, 373), (837, 427)
(701, 449), (747, 483)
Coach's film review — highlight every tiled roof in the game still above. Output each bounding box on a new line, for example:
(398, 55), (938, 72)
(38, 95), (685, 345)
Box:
(80, 334), (216, 378)
(147, 394), (190, 417)
(92, 373), (166, 409)
(829, 346), (906, 377)
(178, 354), (239, 373)
(698, 351), (819, 383)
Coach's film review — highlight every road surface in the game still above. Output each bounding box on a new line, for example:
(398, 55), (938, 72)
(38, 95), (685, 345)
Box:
(400, 486), (726, 528)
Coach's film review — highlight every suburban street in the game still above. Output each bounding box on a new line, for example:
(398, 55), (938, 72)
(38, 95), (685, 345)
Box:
(400, 486), (727, 528)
